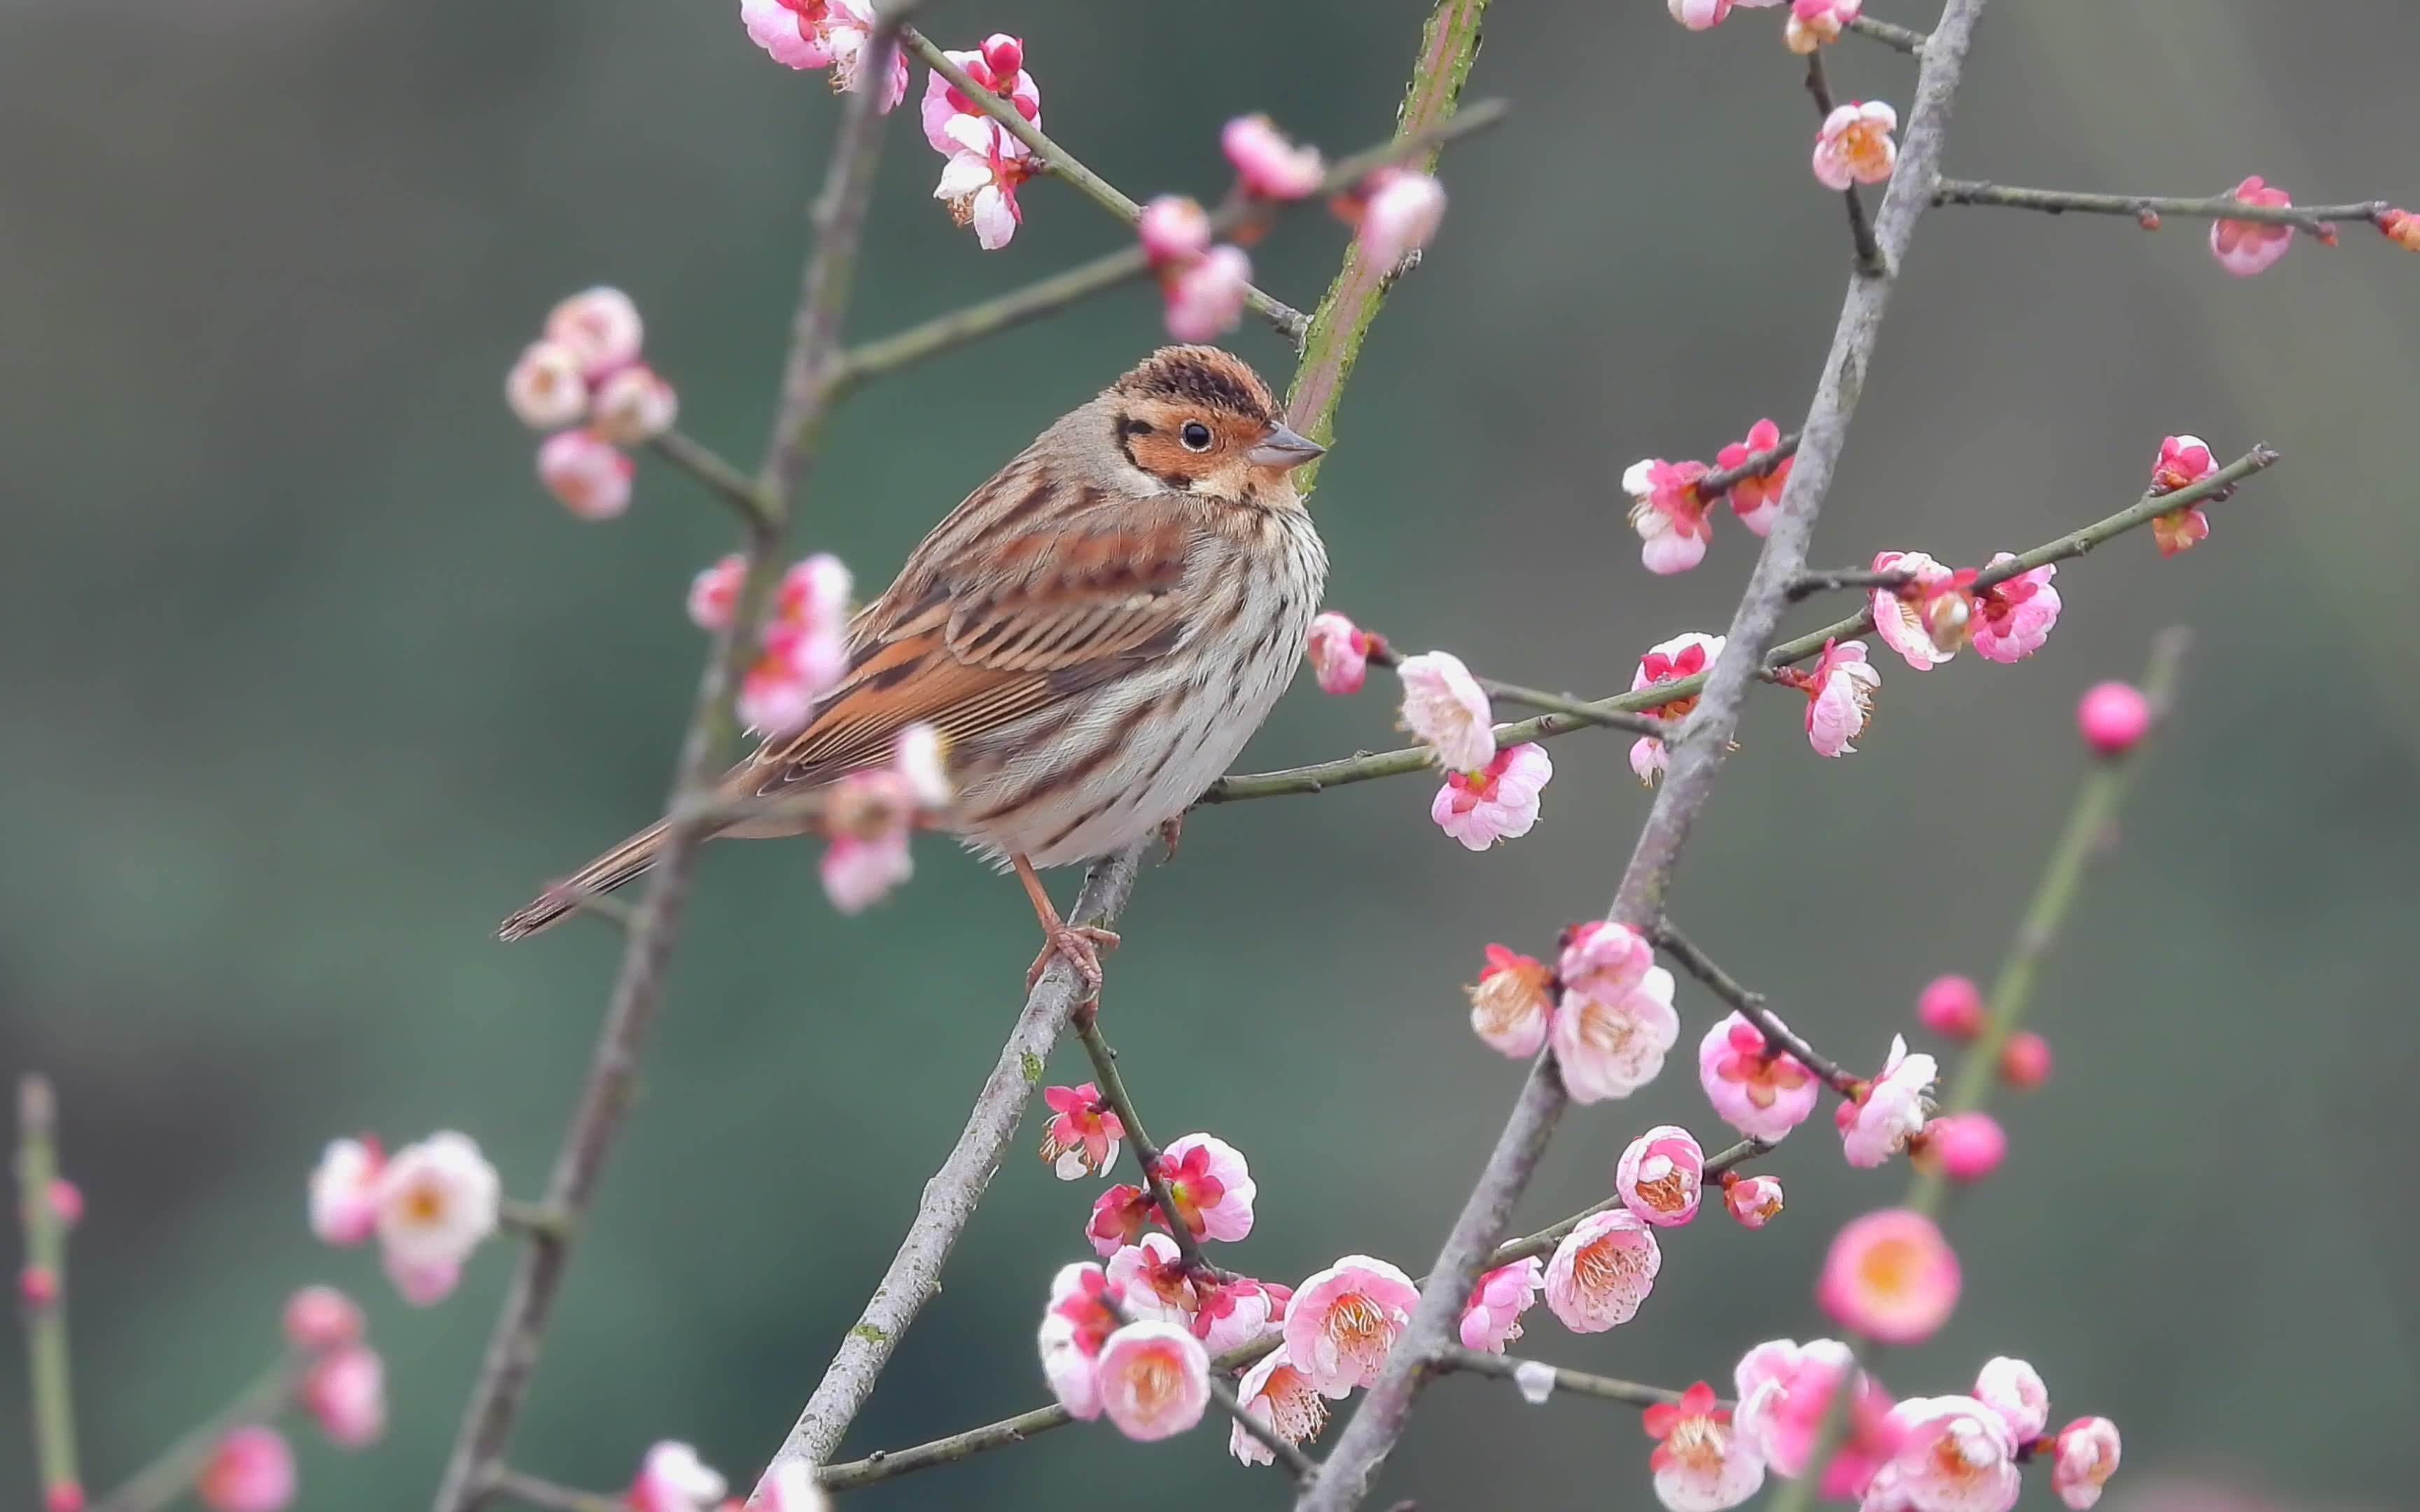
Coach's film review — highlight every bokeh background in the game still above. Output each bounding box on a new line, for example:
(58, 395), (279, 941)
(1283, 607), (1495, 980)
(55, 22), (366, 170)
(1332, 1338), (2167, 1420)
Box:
(4, 1), (2415, 1507)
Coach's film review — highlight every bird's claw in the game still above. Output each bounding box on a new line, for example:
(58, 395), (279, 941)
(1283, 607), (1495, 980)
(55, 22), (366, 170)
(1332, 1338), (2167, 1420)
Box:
(1157, 816), (1184, 864)
(1027, 924), (1120, 1000)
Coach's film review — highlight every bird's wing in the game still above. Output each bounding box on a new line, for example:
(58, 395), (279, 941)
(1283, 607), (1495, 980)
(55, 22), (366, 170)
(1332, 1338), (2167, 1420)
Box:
(734, 501), (1201, 799)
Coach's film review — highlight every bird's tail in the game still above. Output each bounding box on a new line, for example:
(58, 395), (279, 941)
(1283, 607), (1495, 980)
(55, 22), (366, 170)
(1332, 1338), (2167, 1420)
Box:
(496, 819), (670, 941)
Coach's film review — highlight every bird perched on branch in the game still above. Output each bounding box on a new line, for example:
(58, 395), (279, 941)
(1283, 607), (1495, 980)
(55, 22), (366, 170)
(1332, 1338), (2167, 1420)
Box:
(499, 345), (1329, 996)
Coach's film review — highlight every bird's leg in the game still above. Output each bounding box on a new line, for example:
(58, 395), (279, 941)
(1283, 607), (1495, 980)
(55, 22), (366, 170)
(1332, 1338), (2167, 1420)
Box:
(1013, 853), (1119, 1000)
(1157, 815), (1183, 864)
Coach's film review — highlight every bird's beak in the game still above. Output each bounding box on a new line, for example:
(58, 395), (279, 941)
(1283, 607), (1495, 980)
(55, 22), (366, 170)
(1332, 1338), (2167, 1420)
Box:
(1246, 423), (1327, 470)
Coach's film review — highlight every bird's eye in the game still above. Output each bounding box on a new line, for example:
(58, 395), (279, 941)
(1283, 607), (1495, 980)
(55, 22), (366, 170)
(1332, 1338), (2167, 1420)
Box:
(1179, 420), (1214, 451)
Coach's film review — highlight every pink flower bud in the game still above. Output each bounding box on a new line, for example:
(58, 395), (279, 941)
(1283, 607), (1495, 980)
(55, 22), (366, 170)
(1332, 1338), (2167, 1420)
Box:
(1305, 610), (1374, 694)
(1357, 169), (1447, 267)
(505, 340), (588, 430)
(47, 1180), (83, 1228)
(1786, 0), (1863, 52)
(1669, 0), (1734, 31)
(978, 33), (1024, 77)
(1973, 1356), (2050, 1441)
(1916, 974), (1984, 1038)
(1136, 195), (1211, 267)
(543, 286), (644, 379)
(282, 1286), (365, 1352)
(1816, 1208), (1960, 1343)
(2052, 1416), (2122, 1508)
(2076, 681), (2150, 756)
(1925, 1112), (2007, 1182)
(687, 554), (745, 633)
(1724, 1173), (1785, 1228)
(1162, 245), (1253, 343)
(1615, 1125), (1706, 1226)
(2382, 208), (2420, 252)
(20, 1265), (57, 1308)
(196, 1426), (295, 1512)
(2209, 175), (2294, 276)
(300, 1345), (386, 1448)
(1221, 115), (1323, 200)
(310, 1136), (383, 1247)
(589, 364), (678, 446)
(536, 429), (634, 521)
(1998, 1030), (2053, 1089)
(1716, 417), (1790, 536)
(45, 1483), (83, 1512)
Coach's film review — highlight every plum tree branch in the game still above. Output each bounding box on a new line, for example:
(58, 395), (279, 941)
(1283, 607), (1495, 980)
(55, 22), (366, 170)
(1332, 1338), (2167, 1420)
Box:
(15, 1076), (78, 1512)
(1433, 1346), (1692, 1408)
(1654, 924), (1863, 1096)
(1067, 1001), (1232, 1281)
(1933, 178), (2395, 237)
(92, 1359), (300, 1512)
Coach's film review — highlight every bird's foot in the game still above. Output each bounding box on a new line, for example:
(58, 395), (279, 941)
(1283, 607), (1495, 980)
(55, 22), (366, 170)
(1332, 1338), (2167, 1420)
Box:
(1157, 815), (1184, 864)
(1027, 924), (1121, 999)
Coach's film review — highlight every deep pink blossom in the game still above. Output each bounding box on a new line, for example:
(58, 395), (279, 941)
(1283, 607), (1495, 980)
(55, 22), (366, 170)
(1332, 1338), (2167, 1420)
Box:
(1797, 638), (1880, 757)
(1459, 1257), (1545, 1352)
(301, 1345), (385, 1448)
(1625, 458), (1716, 574)
(1870, 551), (1959, 669)
(1818, 1208), (1961, 1343)
(2210, 176), (2294, 275)
(1617, 1125), (1706, 1226)
(1717, 419), (1790, 535)
(1040, 1083), (1123, 1180)
(1086, 1183), (1153, 1256)
(1787, 0), (1864, 52)
(1628, 633), (1724, 783)
(2077, 682), (2150, 755)
(1861, 1396), (2021, 1512)
(1432, 743), (1552, 849)
(1192, 1275), (1287, 1354)
(1223, 115), (1323, 199)
(1734, 1338), (1896, 1497)
(1305, 610), (1377, 694)
(1998, 1030), (2052, 1089)
(536, 429), (633, 521)
(196, 1426), (295, 1512)
(1924, 1112), (2007, 1183)
(1285, 1256), (1419, 1396)
(1916, 975), (1983, 1039)
(919, 34), (1038, 154)
(1467, 944), (1555, 1058)
(1155, 1133), (1256, 1242)
(686, 554), (744, 632)
(1107, 1232), (1204, 1327)
(1814, 102), (1897, 190)
(2051, 1417), (2122, 1509)
(1699, 1014), (1820, 1141)
(2150, 433), (2217, 554)
(1723, 1173), (1785, 1228)
(1969, 556), (2060, 664)
(1838, 1035), (1938, 1168)
(1644, 1380), (1767, 1512)
(1543, 1209), (1660, 1332)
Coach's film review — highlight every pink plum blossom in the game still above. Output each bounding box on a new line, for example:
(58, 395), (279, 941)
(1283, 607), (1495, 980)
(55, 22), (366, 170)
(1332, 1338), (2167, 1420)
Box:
(1037, 1261), (1122, 1420)
(1397, 650), (1496, 772)
(628, 1441), (725, 1512)
(1644, 1380), (1767, 1512)
(1724, 1173), (1785, 1228)
(1669, 0), (1734, 29)
(1087, 1184), (1153, 1256)
(1558, 919), (1655, 1000)
(1555, 967), (1681, 1103)
(1285, 1256), (1419, 1396)
(1798, 638), (1879, 757)
(2210, 176), (2294, 275)
(20, 1267), (55, 1309)
(1972, 1357), (2050, 1442)
(1814, 101), (1897, 190)
(544, 286), (642, 379)
(1163, 244), (1253, 342)
(2051, 1417), (2122, 1509)
(1192, 1275), (1287, 1354)
(1543, 1209), (1660, 1331)
(1232, 1345), (1330, 1466)
(893, 724), (950, 808)
(1998, 1030), (2052, 1089)
(1459, 1257), (1545, 1352)
(2150, 433), (2217, 552)
(739, 555), (851, 734)
(1734, 1338), (1896, 1496)
(1839, 1035), (1938, 1167)
(920, 35), (1040, 155)
(1818, 1208), (1960, 1343)
(1432, 743), (1552, 850)
(382, 1252), (460, 1307)
(589, 364), (678, 446)
(1718, 418), (1790, 535)
(2077, 681), (2150, 755)
(1699, 1014), (1821, 1141)
(1357, 169), (1447, 266)
(1916, 975), (1983, 1039)
(811, 2), (909, 108)
(1137, 195), (1211, 266)
(1787, 0), (1864, 52)
(47, 1180), (81, 1228)
(1924, 1112), (2007, 1182)
(1617, 1125), (1706, 1226)
(1039, 1082), (1122, 1180)
(1625, 458), (1716, 574)
(1862, 1396), (2021, 1512)
(1223, 115), (1323, 199)
(536, 428), (633, 520)
(1870, 551), (1959, 669)
(686, 554), (744, 632)
(310, 1136), (383, 1247)
(281, 1286), (363, 1352)
(1969, 557), (2060, 664)
(1467, 944), (1555, 1058)
(1627, 633), (1723, 783)
(819, 822), (912, 916)
(1305, 610), (1378, 694)
(300, 1345), (385, 1448)
(1157, 1133), (1256, 1242)
(2384, 207), (2420, 252)
(1107, 1233), (1204, 1327)
(932, 113), (1034, 250)
(375, 1132), (499, 1273)
(740, 0), (836, 70)
(758, 1462), (830, 1512)
(196, 1426), (295, 1512)
(505, 340), (588, 429)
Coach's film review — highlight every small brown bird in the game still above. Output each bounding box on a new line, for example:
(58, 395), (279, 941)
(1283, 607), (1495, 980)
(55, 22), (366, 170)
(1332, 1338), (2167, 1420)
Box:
(498, 346), (1329, 991)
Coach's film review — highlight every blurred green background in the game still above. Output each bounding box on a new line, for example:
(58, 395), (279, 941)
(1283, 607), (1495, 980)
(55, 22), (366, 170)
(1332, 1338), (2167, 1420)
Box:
(4, 1), (2414, 1507)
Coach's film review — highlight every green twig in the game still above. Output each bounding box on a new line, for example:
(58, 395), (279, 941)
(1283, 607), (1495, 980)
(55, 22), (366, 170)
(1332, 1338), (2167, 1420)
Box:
(1066, 1004), (1232, 1281)
(16, 1077), (78, 1511)
(1434, 1346), (1690, 1408)
(1933, 179), (2393, 238)
(92, 1359), (299, 1512)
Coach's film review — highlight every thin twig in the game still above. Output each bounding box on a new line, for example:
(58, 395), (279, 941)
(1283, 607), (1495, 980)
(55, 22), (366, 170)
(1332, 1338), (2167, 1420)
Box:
(1067, 1002), (1231, 1280)
(1846, 15), (1929, 52)
(1101, 1294), (1319, 1480)
(1804, 52), (1886, 276)
(904, 27), (1308, 340)
(1699, 429), (1800, 498)
(1787, 566), (1912, 601)
(1933, 178), (2393, 238)
(92, 1359), (299, 1512)
(1653, 925), (1863, 1096)
(429, 15), (915, 1511)
(1297, 4), (1998, 1505)
(648, 430), (772, 525)
(485, 1470), (623, 1512)
(1433, 1346), (1691, 1408)
(17, 1077), (78, 1511)
(1201, 445), (2277, 805)
(1362, 642), (1665, 739)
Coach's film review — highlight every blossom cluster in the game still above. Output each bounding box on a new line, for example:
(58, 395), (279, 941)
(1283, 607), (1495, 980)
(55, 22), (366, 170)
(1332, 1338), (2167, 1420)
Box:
(505, 287), (679, 519)
(1623, 416), (1793, 575)
(189, 1285), (389, 1511)
(623, 1439), (828, 1512)
(307, 1131), (500, 1306)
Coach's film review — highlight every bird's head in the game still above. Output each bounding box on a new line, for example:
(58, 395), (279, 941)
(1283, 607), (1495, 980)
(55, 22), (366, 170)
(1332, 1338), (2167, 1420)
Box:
(1106, 345), (1326, 505)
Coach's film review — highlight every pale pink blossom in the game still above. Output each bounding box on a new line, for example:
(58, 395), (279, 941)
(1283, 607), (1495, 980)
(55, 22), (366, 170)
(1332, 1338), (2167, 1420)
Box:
(1543, 1209), (1660, 1332)
(1669, 0), (1734, 30)
(1870, 551), (1959, 669)
(1618, 1125), (1707, 1226)
(506, 340), (588, 429)
(1037, 1261), (1122, 1420)
(375, 1132), (499, 1272)
(741, 0), (837, 71)
(310, 1137), (383, 1247)
(196, 1426), (295, 1512)
(1432, 743), (1552, 849)
(1717, 418), (1790, 534)
(1839, 1035), (1938, 1167)
(1627, 632), (1723, 783)
(1192, 1275), (1287, 1354)
(629, 1441), (725, 1512)
(382, 1251), (460, 1307)
(1137, 195), (1211, 266)
(779, 550), (851, 631)
(1555, 967), (1680, 1103)
(1818, 1208), (1960, 1343)
(1625, 458), (1716, 574)
(1097, 1320), (1211, 1441)
(1223, 115), (1323, 199)
(822, 2), (909, 112)
(919, 35), (1040, 155)
(1358, 169), (1447, 266)
(1969, 557), (2059, 664)
(819, 826), (912, 915)
(544, 286), (643, 379)
(1086, 1183), (1153, 1256)
(1999, 1030), (2053, 1088)
(757, 1462), (830, 1512)
(1972, 1357), (2049, 1442)
(1724, 1173), (1785, 1228)
(1107, 1232), (1204, 1327)
(1458, 1256), (1545, 1352)
(933, 113), (1034, 250)
(687, 554), (744, 632)
(1786, 0), (1864, 52)
(300, 1345), (385, 1448)
(1862, 1396), (2020, 1512)
(742, 1), (905, 108)
(1039, 1082), (1122, 1180)
(1734, 1338), (1896, 1496)
(589, 363), (679, 445)
(1924, 1112), (2006, 1182)
(893, 723), (951, 808)
(1916, 975), (1983, 1038)
(1231, 1345), (1330, 1466)
(282, 1286), (363, 1352)
(739, 624), (844, 734)
(2209, 176), (2294, 276)
(1155, 1133), (1256, 1242)
(1698, 1014), (1821, 1140)
(2150, 435), (2217, 555)
(2051, 1417), (2122, 1509)
(1514, 1359), (1558, 1402)
(2077, 681), (2150, 755)
(1163, 244), (1253, 342)
(1800, 638), (1880, 757)
(1645, 1380), (1767, 1512)
(1285, 1256), (1419, 1396)
(536, 428), (633, 520)
(1466, 944), (1555, 1058)
(1814, 101), (1898, 190)
(1558, 919), (1655, 1000)
(1305, 610), (1377, 694)
(1397, 650), (1496, 772)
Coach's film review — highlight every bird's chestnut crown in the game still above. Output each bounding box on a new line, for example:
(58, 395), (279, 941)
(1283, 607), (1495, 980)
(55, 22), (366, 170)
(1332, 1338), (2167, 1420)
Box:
(1108, 345), (1325, 503)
